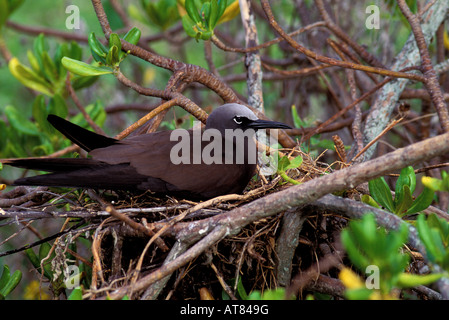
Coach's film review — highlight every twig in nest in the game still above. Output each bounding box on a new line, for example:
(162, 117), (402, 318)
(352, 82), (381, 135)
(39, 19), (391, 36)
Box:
(106, 205), (169, 252)
(210, 262), (236, 300)
(349, 117), (404, 164)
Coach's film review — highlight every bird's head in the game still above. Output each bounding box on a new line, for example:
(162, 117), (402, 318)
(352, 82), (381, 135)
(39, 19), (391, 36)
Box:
(205, 103), (291, 135)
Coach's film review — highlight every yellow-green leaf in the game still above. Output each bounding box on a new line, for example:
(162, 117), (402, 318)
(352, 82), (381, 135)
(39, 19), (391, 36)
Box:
(8, 57), (53, 96)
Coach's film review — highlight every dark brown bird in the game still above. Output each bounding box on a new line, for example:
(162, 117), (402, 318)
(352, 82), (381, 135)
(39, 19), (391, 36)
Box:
(1, 104), (291, 199)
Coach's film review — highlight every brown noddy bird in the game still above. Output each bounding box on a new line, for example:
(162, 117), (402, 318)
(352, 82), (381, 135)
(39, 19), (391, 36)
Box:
(1, 104), (291, 199)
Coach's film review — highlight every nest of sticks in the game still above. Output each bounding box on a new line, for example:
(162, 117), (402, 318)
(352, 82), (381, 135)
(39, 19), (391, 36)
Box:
(0, 147), (371, 300)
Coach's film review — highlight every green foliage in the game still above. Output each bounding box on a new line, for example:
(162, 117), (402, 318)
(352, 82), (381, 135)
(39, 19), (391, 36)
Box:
(63, 28), (141, 77)
(416, 213), (449, 271)
(0, 265), (22, 299)
(129, 0), (180, 31)
(181, 0), (231, 41)
(291, 105), (336, 156)
(363, 166), (434, 217)
(9, 34), (86, 97)
(0, 98), (105, 158)
(25, 241), (93, 298)
(0, 0), (24, 32)
(277, 154), (302, 185)
(341, 214), (443, 299)
(222, 277), (291, 300)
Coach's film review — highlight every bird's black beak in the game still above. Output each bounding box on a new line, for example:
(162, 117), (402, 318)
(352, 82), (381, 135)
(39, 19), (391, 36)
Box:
(246, 119), (292, 130)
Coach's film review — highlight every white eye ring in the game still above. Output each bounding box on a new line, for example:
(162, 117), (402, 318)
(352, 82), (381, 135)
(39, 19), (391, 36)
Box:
(233, 117), (243, 124)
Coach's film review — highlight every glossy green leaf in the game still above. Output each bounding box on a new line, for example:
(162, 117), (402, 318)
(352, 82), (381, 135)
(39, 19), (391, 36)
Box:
(61, 57), (113, 76)
(123, 27), (141, 45)
(88, 32), (108, 64)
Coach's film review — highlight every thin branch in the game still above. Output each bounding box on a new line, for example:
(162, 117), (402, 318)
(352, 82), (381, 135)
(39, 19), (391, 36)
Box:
(397, 0), (449, 132)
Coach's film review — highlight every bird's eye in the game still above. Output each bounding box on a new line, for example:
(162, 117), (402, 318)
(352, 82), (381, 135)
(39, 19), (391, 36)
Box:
(233, 116), (243, 124)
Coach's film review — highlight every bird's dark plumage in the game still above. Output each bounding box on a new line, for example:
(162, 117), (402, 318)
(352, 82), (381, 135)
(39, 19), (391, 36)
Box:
(1, 104), (291, 199)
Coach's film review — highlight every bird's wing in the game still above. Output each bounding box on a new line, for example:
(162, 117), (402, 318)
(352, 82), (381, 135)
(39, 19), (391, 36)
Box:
(90, 131), (256, 197)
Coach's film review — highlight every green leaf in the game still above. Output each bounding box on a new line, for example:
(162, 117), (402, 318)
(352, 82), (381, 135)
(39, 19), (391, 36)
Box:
(182, 14), (199, 38)
(0, 265), (11, 290)
(106, 45), (120, 66)
(41, 51), (58, 83)
(394, 166), (416, 207)
(32, 94), (53, 134)
(0, 0), (9, 31)
(417, 214), (439, 263)
(123, 27), (141, 45)
(394, 184), (413, 216)
(285, 155), (303, 170)
(217, 0), (228, 21)
(88, 32), (108, 64)
(25, 248), (41, 270)
(185, 0), (201, 23)
(368, 177), (394, 212)
(27, 50), (42, 75)
(235, 277), (248, 300)
(71, 75), (99, 90)
(0, 269), (21, 298)
(68, 287), (83, 300)
(361, 194), (381, 209)
(109, 33), (122, 52)
(397, 272), (444, 288)
(201, 1), (211, 27)
(406, 187), (434, 215)
(61, 57), (113, 76)
(4, 105), (40, 136)
(49, 93), (68, 119)
(277, 155), (290, 171)
(291, 105), (303, 128)
(33, 33), (48, 71)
